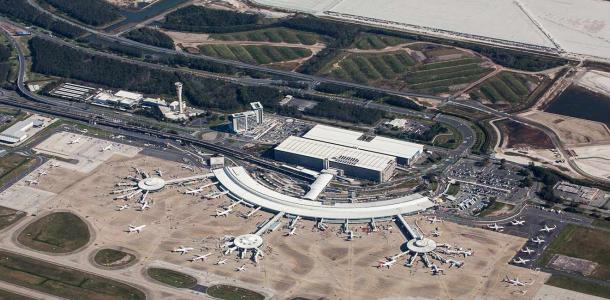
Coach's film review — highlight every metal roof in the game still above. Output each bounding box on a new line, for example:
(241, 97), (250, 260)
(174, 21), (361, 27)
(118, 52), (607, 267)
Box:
(302, 124), (423, 160)
(214, 167), (435, 220)
(275, 136), (395, 172)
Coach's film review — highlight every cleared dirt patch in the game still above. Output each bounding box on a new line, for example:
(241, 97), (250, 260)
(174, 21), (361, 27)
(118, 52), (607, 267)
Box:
(497, 119), (553, 149)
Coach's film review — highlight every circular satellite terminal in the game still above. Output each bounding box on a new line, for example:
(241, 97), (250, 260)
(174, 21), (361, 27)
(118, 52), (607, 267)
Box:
(233, 234), (263, 250)
(407, 238), (436, 253)
(138, 177), (166, 192)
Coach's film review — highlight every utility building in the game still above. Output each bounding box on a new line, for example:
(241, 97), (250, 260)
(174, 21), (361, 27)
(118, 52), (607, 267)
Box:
(302, 124), (423, 165)
(274, 136), (396, 182)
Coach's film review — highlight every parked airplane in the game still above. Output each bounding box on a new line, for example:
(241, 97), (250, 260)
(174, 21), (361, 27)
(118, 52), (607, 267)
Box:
(236, 265), (246, 272)
(431, 264), (444, 275)
(215, 259), (228, 265)
(68, 137), (81, 144)
(101, 144), (112, 152)
(155, 168), (163, 177)
(428, 216), (442, 224)
(127, 225), (146, 233)
(487, 223), (504, 231)
(503, 276), (526, 286)
(190, 253), (213, 262)
(38, 171), (48, 176)
(215, 208), (232, 217)
(181, 165), (194, 172)
(431, 228), (441, 237)
(138, 201), (150, 211)
(447, 259), (463, 268)
(25, 179), (39, 185)
(116, 204), (129, 211)
(520, 247), (535, 254)
(285, 227), (297, 236)
(377, 259), (397, 269)
(513, 257), (530, 265)
(172, 246), (194, 255)
(531, 236), (545, 244)
(511, 219), (525, 226)
(540, 224), (557, 233)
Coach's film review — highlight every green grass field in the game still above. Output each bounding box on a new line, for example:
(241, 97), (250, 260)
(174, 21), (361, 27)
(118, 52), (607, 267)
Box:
(479, 202), (514, 217)
(446, 184), (460, 195)
(93, 249), (136, 269)
(0, 206), (25, 231)
(539, 224), (610, 281)
(325, 52), (490, 93)
(351, 33), (411, 50)
(210, 27), (322, 45)
(147, 268), (197, 288)
(206, 284), (265, 300)
(18, 212), (90, 253)
(546, 274), (610, 299)
(470, 71), (539, 104)
(0, 250), (144, 300)
(199, 44), (312, 65)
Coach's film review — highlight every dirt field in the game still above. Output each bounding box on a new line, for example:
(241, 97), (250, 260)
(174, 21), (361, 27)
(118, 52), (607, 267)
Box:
(522, 111), (610, 146)
(496, 119), (554, 149)
(0, 150), (555, 299)
(570, 144), (610, 179)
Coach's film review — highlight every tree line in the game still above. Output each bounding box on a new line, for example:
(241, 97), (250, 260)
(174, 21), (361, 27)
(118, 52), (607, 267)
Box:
(41, 0), (121, 26)
(124, 28), (174, 49)
(0, 42), (12, 88)
(0, 0), (85, 38)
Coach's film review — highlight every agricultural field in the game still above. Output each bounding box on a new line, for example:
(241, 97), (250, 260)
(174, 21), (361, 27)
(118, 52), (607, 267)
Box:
(17, 212), (90, 253)
(324, 50), (492, 94)
(198, 44), (312, 65)
(469, 71), (541, 106)
(351, 33), (411, 50)
(0, 250), (145, 300)
(209, 27), (323, 45)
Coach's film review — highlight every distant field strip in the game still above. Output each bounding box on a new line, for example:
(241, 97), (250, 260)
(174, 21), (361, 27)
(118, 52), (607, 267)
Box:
(199, 44), (312, 64)
(327, 51), (491, 93)
(470, 72), (537, 103)
(209, 27), (322, 45)
(352, 33), (411, 50)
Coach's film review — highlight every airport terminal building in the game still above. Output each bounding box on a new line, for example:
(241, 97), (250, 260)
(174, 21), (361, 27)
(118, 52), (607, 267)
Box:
(274, 125), (423, 182)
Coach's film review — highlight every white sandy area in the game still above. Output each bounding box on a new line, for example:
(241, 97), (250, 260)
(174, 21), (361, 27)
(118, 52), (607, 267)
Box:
(577, 70), (610, 97)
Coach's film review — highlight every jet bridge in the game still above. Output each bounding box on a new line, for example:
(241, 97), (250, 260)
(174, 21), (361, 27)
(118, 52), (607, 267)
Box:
(395, 214), (422, 240)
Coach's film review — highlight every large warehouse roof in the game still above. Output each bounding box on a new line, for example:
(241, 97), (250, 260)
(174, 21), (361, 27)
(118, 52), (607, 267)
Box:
(213, 167), (435, 220)
(302, 124), (423, 160)
(275, 136), (395, 172)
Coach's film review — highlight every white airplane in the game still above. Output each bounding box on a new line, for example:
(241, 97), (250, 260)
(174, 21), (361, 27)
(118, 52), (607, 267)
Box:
(116, 204), (130, 211)
(428, 216), (442, 223)
(285, 227), (297, 236)
(190, 253), (213, 262)
(236, 264), (246, 272)
(38, 171), (48, 176)
(520, 247), (535, 254)
(503, 276), (526, 286)
(215, 259), (228, 265)
(101, 144), (112, 152)
(215, 208), (232, 217)
(447, 259), (464, 268)
(487, 223), (504, 232)
(181, 165), (194, 172)
(155, 168), (163, 177)
(138, 201), (150, 211)
(431, 264), (444, 275)
(431, 229), (441, 237)
(184, 187), (205, 195)
(127, 224), (146, 233)
(172, 246), (194, 255)
(511, 219), (525, 226)
(377, 259), (397, 269)
(531, 236), (545, 244)
(68, 137), (81, 144)
(25, 179), (39, 185)
(513, 257), (530, 265)
(540, 224), (557, 233)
